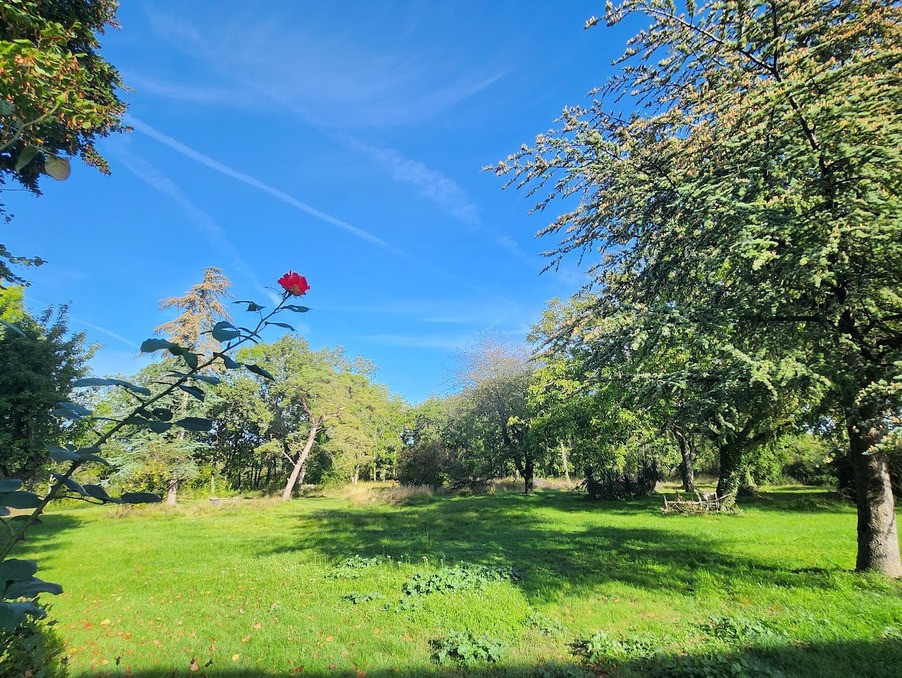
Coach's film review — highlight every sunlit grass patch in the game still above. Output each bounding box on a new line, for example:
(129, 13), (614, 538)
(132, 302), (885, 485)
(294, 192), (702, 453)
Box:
(13, 488), (902, 676)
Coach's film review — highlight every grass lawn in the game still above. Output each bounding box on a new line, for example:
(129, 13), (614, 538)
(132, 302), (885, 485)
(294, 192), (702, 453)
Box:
(13, 487), (902, 677)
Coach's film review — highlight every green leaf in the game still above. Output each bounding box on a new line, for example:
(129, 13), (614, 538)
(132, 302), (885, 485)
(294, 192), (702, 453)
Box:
(0, 601), (44, 632)
(142, 338), (178, 353)
(234, 300), (265, 312)
(51, 401), (93, 420)
(0, 319), (27, 338)
(282, 304), (310, 313)
(177, 384), (205, 401)
(75, 450), (109, 465)
(265, 321), (296, 331)
(152, 407), (173, 421)
(148, 420), (173, 434)
(192, 373), (221, 385)
(216, 353), (241, 370)
(0, 99), (13, 115)
(244, 363), (275, 380)
(51, 473), (86, 496)
(46, 444), (78, 463)
(120, 492), (162, 504)
(211, 321), (241, 342)
(180, 351), (199, 370)
(73, 377), (152, 396)
(14, 146), (39, 171)
(82, 484), (120, 503)
(168, 371), (220, 386)
(175, 417), (213, 432)
(0, 491), (42, 509)
(43, 154), (71, 181)
(0, 479), (22, 493)
(0, 559), (38, 583)
(4, 577), (63, 598)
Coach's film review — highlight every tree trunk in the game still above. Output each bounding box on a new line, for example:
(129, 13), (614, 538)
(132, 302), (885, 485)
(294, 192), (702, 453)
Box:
(716, 442), (747, 506)
(523, 455), (535, 494)
(675, 431), (695, 492)
(847, 413), (901, 578)
(559, 441), (571, 483)
(166, 477), (179, 506)
(281, 423), (320, 501)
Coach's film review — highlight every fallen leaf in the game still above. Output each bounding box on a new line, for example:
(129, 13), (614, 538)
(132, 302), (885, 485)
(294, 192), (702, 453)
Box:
(123, 633), (132, 640)
(100, 619), (111, 626)
(253, 623), (262, 630)
(189, 658), (200, 671)
(325, 636), (334, 643)
(357, 671), (366, 677)
(242, 635), (251, 643)
(232, 654), (240, 662)
(373, 628), (380, 635)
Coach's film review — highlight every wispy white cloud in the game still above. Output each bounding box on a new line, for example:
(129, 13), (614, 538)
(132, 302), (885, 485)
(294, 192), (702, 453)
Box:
(71, 316), (140, 350)
(126, 115), (397, 252)
(361, 333), (472, 350)
(127, 117), (515, 303)
(143, 8), (509, 128)
(125, 73), (241, 105)
(347, 140), (480, 227)
(106, 140), (277, 303)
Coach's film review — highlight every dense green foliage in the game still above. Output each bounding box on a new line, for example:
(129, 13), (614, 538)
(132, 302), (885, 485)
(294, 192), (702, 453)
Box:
(0, 287), (91, 480)
(15, 488), (902, 676)
(492, 0), (902, 574)
(0, 0), (127, 285)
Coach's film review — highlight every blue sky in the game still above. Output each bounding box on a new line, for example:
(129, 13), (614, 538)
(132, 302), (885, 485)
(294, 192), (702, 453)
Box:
(6, 1), (631, 403)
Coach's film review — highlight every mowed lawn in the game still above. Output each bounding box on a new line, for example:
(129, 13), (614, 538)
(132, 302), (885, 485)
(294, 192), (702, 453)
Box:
(15, 488), (902, 677)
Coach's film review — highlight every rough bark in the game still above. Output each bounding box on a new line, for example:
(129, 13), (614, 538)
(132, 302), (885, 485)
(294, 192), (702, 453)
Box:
(166, 477), (179, 506)
(523, 456), (535, 494)
(847, 413), (902, 578)
(716, 442), (748, 506)
(674, 429), (695, 492)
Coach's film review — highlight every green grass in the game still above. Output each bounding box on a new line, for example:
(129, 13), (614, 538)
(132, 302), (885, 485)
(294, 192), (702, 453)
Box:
(13, 488), (902, 677)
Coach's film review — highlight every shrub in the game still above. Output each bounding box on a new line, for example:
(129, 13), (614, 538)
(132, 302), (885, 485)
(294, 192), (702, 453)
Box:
(0, 614), (68, 678)
(431, 629), (504, 666)
(582, 456), (659, 500)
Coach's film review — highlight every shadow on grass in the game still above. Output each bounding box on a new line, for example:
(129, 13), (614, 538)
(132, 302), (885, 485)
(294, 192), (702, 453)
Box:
(61, 638), (902, 677)
(3, 512), (83, 558)
(263, 491), (863, 604)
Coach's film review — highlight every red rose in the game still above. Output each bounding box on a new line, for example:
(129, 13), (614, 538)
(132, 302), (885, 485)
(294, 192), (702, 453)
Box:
(277, 271), (310, 296)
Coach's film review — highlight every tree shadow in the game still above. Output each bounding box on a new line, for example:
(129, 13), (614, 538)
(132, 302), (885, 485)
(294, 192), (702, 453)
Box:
(56, 638), (902, 677)
(263, 491), (861, 605)
(2, 512), (83, 559)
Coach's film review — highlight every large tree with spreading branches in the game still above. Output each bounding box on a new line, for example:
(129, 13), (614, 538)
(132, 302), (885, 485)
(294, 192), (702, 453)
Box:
(492, 0), (902, 576)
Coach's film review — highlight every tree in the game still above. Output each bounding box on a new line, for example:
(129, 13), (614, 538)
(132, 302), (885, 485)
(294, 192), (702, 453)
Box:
(0, 0), (126, 191)
(155, 267), (233, 359)
(492, 1), (901, 574)
(237, 336), (366, 500)
(0, 287), (92, 480)
(151, 267), (232, 503)
(453, 337), (537, 493)
(1, 0), (127, 284)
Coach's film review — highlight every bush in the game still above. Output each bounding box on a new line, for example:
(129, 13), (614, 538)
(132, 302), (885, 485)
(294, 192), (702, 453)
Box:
(431, 629), (504, 666)
(751, 434), (836, 487)
(0, 614), (68, 678)
(582, 456), (659, 500)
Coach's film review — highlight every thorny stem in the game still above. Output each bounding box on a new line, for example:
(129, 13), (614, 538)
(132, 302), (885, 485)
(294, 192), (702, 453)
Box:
(0, 292), (296, 562)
